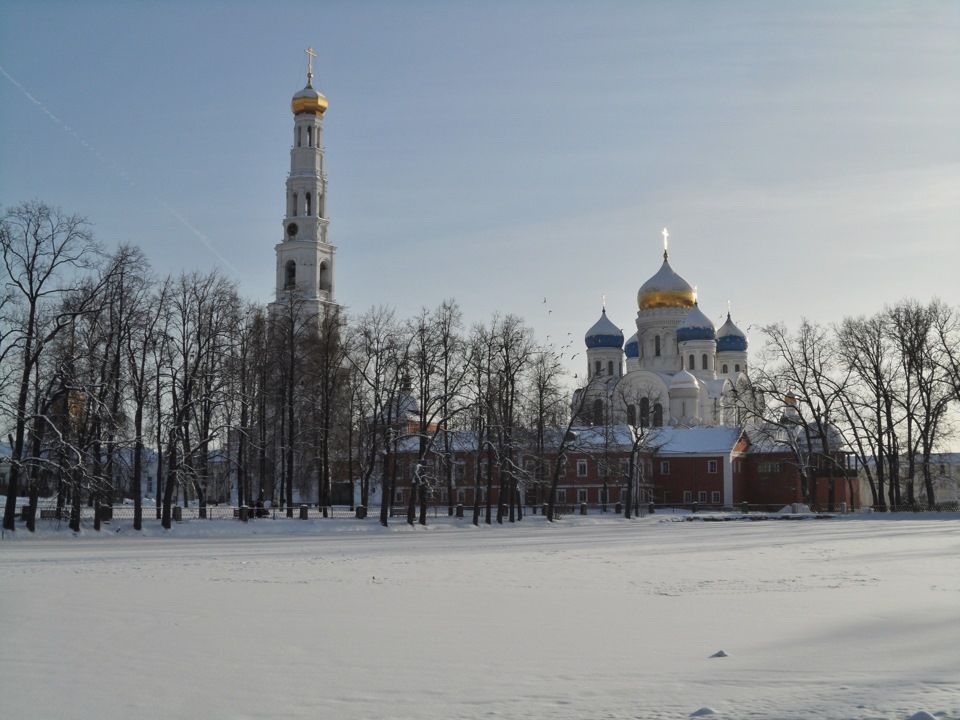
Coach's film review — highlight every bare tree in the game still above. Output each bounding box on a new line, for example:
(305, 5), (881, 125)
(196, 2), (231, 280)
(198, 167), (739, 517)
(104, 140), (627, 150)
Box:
(404, 300), (471, 525)
(746, 321), (851, 510)
(1, 202), (113, 531)
(345, 306), (410, 526)
(888, 300), (957, 506)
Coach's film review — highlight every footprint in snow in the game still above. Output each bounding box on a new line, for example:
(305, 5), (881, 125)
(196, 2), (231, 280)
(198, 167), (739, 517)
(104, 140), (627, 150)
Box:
(710, 650), (728, 658)
(690, 709), (717, 717)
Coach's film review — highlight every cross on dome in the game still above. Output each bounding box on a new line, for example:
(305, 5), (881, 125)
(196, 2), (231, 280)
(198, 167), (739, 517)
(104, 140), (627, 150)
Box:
(305, 47), (317, 84)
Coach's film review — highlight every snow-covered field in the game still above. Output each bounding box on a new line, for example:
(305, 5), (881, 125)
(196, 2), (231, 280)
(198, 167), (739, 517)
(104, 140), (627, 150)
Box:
(2, 513), (958, 720)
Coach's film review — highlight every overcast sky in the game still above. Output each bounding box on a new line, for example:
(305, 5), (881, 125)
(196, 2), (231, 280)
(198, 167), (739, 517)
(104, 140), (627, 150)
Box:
(2, 1), (958, 377)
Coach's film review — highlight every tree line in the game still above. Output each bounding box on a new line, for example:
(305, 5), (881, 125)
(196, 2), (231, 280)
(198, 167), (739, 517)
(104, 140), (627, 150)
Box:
(3, 201), (959, 533)
(744, 304), (960, 510)
(1, 202), (579, 532)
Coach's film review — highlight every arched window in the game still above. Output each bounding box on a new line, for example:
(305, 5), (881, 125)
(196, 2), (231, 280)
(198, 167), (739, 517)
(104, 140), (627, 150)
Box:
(688, 354), (695, 370)
(318, 193), (325, 218)
(305, 192), (312, 216)
(593, 399), (603, 426)
(595, 360), (601, 377)
(297, 127), (302, 147)
(722, 364), (729, 374)
(702, 353), (708, 370)
(627, 405), (637, 426)
(735, 363), (741, 372)
(653, 402), (663, 427)
(607, 360), (614, 376)
(640, 398), (650, 428)
(292, 193), (298, 217)
(655, 335), (661, 357)
(319, 261), (331, 292)
(284, 260), (296, 289)
(307, 126), (313, 147)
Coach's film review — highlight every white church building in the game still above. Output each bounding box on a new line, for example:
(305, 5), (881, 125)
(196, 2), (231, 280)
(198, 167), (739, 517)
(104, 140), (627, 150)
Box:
(575, 231), (751, 429)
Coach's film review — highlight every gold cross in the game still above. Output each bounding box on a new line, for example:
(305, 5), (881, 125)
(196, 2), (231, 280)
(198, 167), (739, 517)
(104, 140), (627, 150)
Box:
(305, 47), (317, 78)
(662, 227), (669, 250)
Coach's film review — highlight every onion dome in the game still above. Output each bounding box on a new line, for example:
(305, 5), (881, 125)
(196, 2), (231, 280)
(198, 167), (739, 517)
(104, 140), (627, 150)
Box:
(624, 332), (639, 359)
(637, 250), (696, 310)
(292, 79), (328, 115)
(671, 368), (699, 389)
(676, 302), (716, 342)
(716, 312), (748, 352)
(584, 308), (624, 349)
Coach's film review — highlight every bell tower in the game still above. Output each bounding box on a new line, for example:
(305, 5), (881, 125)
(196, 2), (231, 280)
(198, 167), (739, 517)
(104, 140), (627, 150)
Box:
(272, 48), (337, 320)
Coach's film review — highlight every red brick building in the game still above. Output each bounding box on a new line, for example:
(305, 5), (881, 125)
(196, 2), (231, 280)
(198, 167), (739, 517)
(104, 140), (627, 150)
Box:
(381, 424), (859, 512)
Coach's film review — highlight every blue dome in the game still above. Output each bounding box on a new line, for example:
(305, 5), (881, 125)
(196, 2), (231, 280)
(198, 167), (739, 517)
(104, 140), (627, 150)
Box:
(624, 332), (639, 358)
(717, 312), (748, 352)
(584, 308), (624, 349)
(676, 302), (716, 343)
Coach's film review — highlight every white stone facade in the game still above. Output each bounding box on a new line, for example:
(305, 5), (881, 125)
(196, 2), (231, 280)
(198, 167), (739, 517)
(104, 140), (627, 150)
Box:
(271, 64), (338, 321)
(580, 238), (751, 429)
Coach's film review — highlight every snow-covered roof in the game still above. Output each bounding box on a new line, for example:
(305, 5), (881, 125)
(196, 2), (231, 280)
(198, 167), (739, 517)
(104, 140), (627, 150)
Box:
(584, 308), (624, 349)
(646, 426), (744, 455)
(676, 302), (716, 342)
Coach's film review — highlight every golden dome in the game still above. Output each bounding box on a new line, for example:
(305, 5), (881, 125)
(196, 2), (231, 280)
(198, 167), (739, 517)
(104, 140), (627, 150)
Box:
(637, 251), (697, 310)
(291, 81), (328, 115)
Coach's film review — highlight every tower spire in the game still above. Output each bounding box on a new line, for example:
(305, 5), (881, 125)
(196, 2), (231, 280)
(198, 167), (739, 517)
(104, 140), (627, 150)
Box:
(662, 227), (669, 260)
(305, 46), (317, 87)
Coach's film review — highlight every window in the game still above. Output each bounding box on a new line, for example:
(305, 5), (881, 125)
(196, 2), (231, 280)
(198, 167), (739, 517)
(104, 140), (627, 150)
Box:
(702, 353), (708, 370)
(722, 364), (728, 374)
(292, 193), (298, 217)
(683, 490), (692, 503)
(698, 491), (707, 503)
(297, 126), (302, 147)
(608, 360), (614, 376)
(619, 459), (630, 476)
(734, 364), (741, 372)
(653, 402), (663, 427)
(319, 262), (331, 292)
(688, 353), (695, 370)
(711, 491), (721, 504)
(660, 461), (670, 475)
(457, 489), (466, 503)
(557, 489), (567, 504)
(593, 399), (603, 425)
(577, 489), (588, 503)
(655, 335), (661, 356)
(305, 192), (312, 216)
(577, 459), (588, 477)
(284, 260), (296, 289)
(307, 125), (313, 147)
(595, 360), (601, 376)
(394, 488), (404, 503)
(707, 460), (718, 474)
(559, 459), (568, 478)
(640, 398), (650, 428)
(627, 404), (636, 426)
(598, 462), (608, 478)
(599, 488), (608, 504)
(146, 475), (153, 493)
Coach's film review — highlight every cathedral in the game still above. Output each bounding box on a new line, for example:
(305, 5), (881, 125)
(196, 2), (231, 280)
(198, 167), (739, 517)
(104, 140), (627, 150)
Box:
(577, 230), (751, 429)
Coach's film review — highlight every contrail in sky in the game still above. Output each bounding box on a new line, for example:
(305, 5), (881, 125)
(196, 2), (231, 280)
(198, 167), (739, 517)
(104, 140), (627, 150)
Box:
(0, 64), (239, 274)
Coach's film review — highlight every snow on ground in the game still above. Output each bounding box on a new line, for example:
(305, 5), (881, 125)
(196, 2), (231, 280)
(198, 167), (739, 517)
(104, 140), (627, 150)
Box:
(1, 512), (959, 720)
